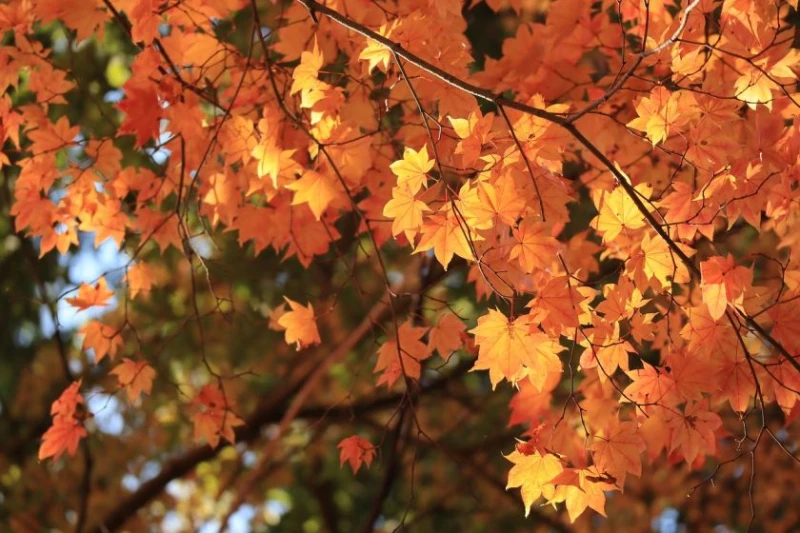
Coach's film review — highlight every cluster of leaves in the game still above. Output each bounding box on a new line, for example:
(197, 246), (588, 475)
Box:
(2, 0), (800, 530)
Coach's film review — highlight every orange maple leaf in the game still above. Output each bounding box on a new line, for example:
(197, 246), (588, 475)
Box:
(427, 312), (466, 361)
(66, 277), (114, 311)
(667, 401), (722, 464)
(190, 384), (244, 448)
(509, 218), (560, 273)
(38, 419), (88, 462)
(337, 435), (376, 473)
(110, 358), (156, 402)
(126, 262), (155, 300)
(550, 467), (613, 523)
(700, 254), (752, 321)
(277, 297), (321, 351)
(374, 321), (431, 387)
(448, 110), (495, 168)
(590, 419), (645, 486)
(414, 205), (474, 270)
(39, 381), (89, 462)
(286, 169), (342, 221)
(118, 80), (160, 147)
(526, 276), (582, 337)
(80, 321), (123, 364)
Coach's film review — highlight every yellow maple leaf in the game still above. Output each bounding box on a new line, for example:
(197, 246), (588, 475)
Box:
(358, 21), (397, 74)
(470, 310), (561, 389)
(594, 183), (652, 242)
(389, 145), (435, 194)
(290, 37), (324, 96)
(505, 450), (563, 517)
(627, 87), (687, 145)
(734, 70), (773, 110)
(382, 185), (430, 241)
(251, 142), (297, 189)
(640, 233), (672, 287)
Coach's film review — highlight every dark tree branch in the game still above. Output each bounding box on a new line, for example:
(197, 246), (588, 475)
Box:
(358, 405), (408, 533)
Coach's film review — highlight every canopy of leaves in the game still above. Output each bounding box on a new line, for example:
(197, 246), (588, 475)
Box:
(1, 0), (800, 532)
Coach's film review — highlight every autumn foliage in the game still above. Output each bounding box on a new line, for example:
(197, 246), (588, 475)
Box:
(2, 0), (800, 531)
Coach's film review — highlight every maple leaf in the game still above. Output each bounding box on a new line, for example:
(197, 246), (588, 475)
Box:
(459, 174), (525, 228)
(129, 0), (161, 43)
(66, 277), (114, 311)
(627, 233), (675, 289)
(716, 344), (756, 413)
(526, 276), (582, 337)
(505, 450), (563, 517)
(594, 183), (652, 242)
(390, 145), (435, 194)
(734, 70), (773, 110)
(590, 420), (645, 486)
(374, 322), (431, 387)
(80, 321), (123, 363)
(358, 21), (397, 73)
(286, 169), (341, 221)
(428, 312), (466, 360)
(337, 435), (376, 473)
(768, 300), (800, 355)
(414, 206), (474, 270)
(700, 254), (753, 321)
(277, 297), (321, 351)
(290, 37), (324, 97)
(448, 111), (495, 167)
(38, 419), (88, 462)
(623, 363), (678, 407)
(680, 304), (737, 358)
(251, 142), (296, 189)
(39, 381), (89, 462)
(190, 384), (244, 448)
(126, 262), (155, 299)
(50, 380), (85, 419)
(110, 358), (156, 402)
(550, 467), (612, 523)
(382, 185), (430, 241)
(627, 87), (689, 145)
(470, 309), (561, 389)
(118, 81), (160, 147)
(509, 219), (560, 273)
(667, 401), (722, 464)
